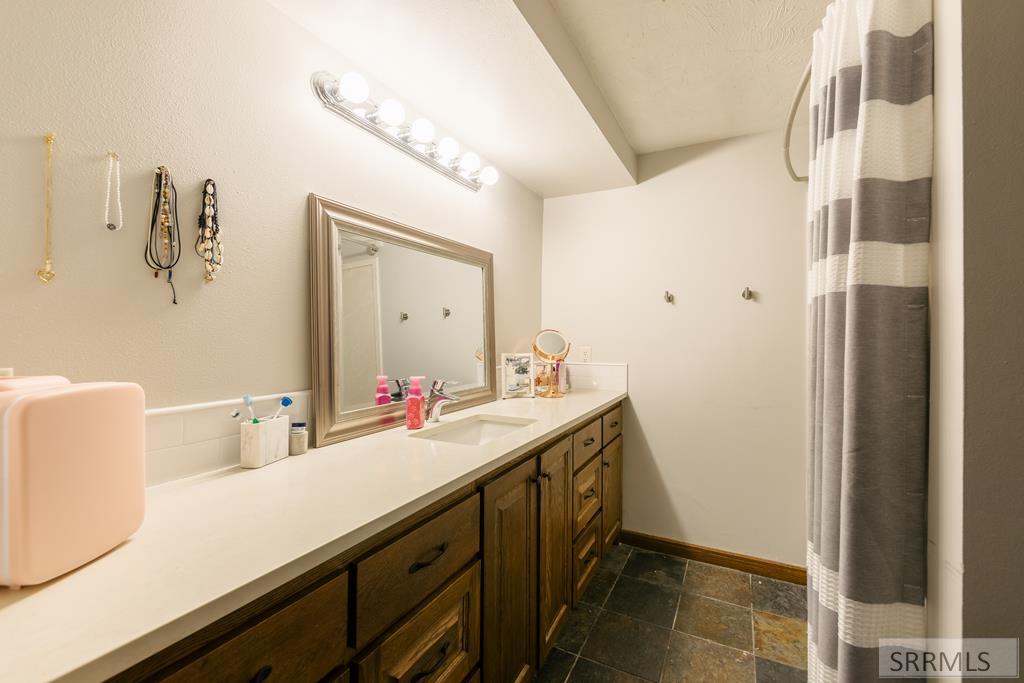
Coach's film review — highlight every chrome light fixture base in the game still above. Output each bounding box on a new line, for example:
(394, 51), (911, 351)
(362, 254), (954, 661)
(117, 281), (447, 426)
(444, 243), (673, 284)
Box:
(311, 71), (482, 192)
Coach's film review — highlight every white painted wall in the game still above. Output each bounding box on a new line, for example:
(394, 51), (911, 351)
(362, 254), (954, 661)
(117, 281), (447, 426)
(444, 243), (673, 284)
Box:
(0, 0), (543, 408)
(542, 129), (808, 565)
(927, 0), (964, 640)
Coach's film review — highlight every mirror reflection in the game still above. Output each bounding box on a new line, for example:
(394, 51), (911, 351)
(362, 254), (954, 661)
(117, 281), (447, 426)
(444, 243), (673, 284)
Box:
(336, 230), (486, 414)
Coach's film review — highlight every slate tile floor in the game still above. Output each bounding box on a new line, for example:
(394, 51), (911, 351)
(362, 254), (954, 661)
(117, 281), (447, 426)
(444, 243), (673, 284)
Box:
(539, 545), (807, 683)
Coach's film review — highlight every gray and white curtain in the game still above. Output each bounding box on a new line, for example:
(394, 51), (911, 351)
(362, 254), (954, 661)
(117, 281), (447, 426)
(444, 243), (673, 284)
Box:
(806, 0), (932, 680)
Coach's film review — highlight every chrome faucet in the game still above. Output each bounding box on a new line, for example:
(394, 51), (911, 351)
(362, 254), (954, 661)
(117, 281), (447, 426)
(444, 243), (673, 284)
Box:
(426, 379), (459, 422)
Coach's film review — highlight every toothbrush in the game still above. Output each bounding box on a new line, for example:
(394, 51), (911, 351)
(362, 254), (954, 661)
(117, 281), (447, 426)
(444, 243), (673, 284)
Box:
(242, 393), (258, 423)
(271, 396), (293, 419)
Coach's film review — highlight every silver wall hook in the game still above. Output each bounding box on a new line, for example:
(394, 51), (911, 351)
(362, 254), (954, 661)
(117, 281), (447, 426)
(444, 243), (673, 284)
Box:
(741, 287), (754, 300)
(664, 291), (675, 304)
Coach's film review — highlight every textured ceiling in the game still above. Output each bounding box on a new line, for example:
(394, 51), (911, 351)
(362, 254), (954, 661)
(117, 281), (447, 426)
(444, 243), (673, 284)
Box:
(550, 0), (825, 153)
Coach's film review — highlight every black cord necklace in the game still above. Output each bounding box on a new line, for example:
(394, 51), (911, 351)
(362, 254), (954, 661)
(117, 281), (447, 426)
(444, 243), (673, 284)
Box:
(145, 166), (182, 304)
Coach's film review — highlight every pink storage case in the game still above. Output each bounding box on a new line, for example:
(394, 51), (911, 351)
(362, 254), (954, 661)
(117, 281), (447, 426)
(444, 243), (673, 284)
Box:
(0, 379), (145, 587)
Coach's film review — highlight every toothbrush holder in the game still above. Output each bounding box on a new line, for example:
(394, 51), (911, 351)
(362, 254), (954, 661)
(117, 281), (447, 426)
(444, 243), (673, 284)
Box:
(240, 415), (289, 469)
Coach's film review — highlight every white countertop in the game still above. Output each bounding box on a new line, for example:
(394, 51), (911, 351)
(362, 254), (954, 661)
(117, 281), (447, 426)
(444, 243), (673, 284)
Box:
(0, 389), (625, 682)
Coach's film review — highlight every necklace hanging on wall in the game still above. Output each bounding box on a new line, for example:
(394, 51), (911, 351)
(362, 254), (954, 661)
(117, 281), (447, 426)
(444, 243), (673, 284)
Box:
(195, 179), (223, 282)
(37, 133), (57, 284)
(104, 151), (122, 231)
(145, 166), (182, 304)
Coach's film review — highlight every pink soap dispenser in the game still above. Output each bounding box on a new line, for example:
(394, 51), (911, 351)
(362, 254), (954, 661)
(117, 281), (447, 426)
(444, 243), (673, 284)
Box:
(375, 375), (391, 405)
(405, 376), (425, 430)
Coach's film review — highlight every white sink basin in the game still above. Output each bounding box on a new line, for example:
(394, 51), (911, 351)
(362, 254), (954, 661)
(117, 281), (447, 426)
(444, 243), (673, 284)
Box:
(411, 414), (536, 446)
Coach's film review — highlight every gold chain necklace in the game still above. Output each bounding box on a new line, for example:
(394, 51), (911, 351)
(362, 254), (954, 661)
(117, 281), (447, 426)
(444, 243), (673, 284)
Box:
(37, 133), (56, 284)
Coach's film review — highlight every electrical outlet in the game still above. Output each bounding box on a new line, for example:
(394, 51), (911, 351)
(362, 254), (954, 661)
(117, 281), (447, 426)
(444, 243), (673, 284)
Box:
(580, 346), (592, 363)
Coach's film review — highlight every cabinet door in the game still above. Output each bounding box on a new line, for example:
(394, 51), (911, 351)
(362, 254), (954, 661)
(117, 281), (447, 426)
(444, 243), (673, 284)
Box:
(482, 457), (537, 683)
(602, 435), (623, 548)
(537, 437), (572, 663)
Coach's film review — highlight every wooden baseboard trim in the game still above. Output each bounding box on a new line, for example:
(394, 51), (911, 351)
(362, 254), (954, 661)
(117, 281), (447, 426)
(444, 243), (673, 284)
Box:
(619, 530), (806, 585)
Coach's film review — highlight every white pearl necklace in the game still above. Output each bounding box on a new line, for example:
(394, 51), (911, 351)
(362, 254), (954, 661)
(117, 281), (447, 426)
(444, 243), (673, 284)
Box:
(104, 151), (122, 231)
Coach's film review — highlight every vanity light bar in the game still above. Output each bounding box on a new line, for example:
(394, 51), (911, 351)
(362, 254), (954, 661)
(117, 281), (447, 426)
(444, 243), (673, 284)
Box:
(310, 71), (500, 192)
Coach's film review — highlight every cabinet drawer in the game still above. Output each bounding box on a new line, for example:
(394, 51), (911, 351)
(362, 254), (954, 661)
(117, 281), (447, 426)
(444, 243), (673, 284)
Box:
(572, 514), (602, 604)
(164, 571), (349, 683)
(358, 562), (481, 683)
(572, 455), (602, 538)
(356, 495), (480, 649)
(572, 417), (602, 471)
(602, 406), (622, 446)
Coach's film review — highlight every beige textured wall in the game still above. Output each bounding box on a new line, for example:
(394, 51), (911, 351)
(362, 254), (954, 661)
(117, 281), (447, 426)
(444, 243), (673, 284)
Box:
(542, 130), (808, 565)
(0, 0), (543, 408)
(927, 0), (965, 641)
(961, 0), (1024, 644)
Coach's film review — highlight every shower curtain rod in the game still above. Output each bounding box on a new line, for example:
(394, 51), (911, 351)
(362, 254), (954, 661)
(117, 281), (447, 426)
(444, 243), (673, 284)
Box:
(784, 59), (811, 183)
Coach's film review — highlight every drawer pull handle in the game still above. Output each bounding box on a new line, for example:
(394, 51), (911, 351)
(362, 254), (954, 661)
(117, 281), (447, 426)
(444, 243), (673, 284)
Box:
(251, 665), (273, 683)
(539, 472), (552, 480)
(583, 437), (596, 447)
(603, 461), (610, 468)
(609, 421), (619, 428)
(582, 487), (597, 501)
(408, 542), (449, 574)
(411, 641), (451, 682)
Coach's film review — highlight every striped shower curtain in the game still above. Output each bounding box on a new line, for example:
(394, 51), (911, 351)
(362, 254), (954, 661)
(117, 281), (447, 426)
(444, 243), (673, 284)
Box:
(806, 1), (932, 681)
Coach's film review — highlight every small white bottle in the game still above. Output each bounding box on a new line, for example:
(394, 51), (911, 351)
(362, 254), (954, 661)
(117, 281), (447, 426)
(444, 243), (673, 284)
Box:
(289, 422), (309, 455)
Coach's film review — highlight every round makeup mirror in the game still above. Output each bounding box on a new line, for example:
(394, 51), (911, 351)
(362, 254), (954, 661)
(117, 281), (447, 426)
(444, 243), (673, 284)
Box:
(533, 329), (570, 362)
(532, 329), (571, 397)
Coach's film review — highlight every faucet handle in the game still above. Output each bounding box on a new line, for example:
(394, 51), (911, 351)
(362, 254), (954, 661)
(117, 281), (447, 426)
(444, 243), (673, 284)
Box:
(431, 379), (458, 393)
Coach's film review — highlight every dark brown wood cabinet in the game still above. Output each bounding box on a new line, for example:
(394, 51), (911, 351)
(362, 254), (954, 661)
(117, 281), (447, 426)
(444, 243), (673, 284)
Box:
(482, 457), (538, 683)
(602, 435), (623, 548)
(537, 437), (572, 663)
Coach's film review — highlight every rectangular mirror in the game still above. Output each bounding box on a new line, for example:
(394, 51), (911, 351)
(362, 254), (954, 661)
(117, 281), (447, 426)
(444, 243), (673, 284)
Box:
(309, 194), (496, 445)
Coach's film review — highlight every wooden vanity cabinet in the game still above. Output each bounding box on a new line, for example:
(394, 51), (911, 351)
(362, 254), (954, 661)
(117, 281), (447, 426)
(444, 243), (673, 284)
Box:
(124, 403), (622, 683)
(537, 437), (572, 663)
(482, 457), (538, 683)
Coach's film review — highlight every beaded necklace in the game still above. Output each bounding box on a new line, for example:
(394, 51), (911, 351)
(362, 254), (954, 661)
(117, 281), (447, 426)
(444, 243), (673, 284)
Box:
(195, 179), (223, 282)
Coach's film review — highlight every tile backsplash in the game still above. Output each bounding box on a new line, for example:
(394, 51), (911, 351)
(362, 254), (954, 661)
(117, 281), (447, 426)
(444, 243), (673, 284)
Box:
(144, 363), (626, 487)
(145, 391), (310, 486)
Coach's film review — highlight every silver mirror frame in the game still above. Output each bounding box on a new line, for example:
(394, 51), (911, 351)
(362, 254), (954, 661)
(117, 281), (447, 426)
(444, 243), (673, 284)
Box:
(309, 193), (496, 446)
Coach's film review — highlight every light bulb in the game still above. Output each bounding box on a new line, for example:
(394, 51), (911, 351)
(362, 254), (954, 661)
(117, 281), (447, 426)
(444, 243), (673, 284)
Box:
(479, 166), (499, 186)
(377, 98), (405, 127)
(337, 72), (369, 104)
(459, 152), (481, 173)
(437, 137), (459, 161)
(410, 118), (435, 143)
